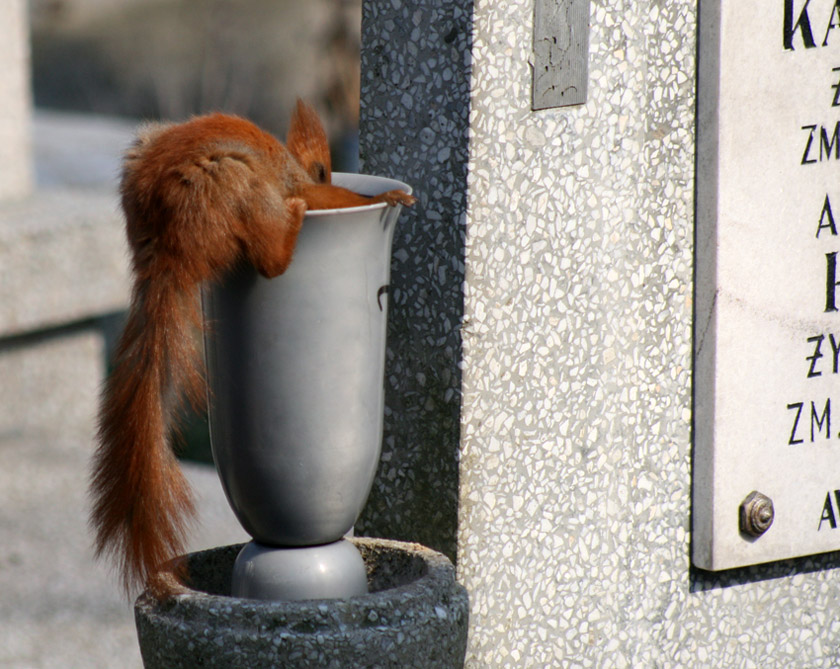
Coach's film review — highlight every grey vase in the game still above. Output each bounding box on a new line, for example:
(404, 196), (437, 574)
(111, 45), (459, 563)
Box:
(201, 173), (410, 598)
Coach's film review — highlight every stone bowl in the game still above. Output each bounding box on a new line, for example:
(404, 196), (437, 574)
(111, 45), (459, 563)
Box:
(134, 537), (469, 668)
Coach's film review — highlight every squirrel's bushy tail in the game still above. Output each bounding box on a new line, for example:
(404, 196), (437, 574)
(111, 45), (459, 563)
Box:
(90, 269), (202, 594)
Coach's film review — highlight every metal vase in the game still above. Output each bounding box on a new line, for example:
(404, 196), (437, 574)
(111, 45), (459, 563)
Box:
(202, 174), (410, 599)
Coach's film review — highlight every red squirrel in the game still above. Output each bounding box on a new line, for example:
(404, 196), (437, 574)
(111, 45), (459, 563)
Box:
(90, 100), (415, 595)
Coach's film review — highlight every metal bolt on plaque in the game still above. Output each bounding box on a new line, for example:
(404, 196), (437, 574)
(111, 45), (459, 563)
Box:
(739, 491), (774, 538)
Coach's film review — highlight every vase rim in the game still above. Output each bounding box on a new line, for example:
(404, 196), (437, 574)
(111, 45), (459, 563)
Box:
(306, 172), (412, 217)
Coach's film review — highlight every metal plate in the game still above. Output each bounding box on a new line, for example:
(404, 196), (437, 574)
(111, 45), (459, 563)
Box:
(532, 0), (589, 109)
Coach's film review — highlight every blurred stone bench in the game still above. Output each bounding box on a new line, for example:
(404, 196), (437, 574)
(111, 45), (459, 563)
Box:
(0, 111), (132, 441)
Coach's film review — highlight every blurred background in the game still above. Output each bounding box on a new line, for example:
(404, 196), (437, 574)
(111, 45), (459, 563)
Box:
(1, 2), (364, 666)
(30, 0), (363, 167)
(32, 0), (365, 462)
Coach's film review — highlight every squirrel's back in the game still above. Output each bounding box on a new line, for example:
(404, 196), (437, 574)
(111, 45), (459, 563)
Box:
(120, 114), (314, 283)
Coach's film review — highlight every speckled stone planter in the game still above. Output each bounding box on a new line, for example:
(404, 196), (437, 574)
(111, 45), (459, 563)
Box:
(134, 538), (469, 668)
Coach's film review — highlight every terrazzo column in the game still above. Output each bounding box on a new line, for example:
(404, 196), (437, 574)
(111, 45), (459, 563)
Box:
(359, 0), (840, 666)
(0, 0), (32, 201)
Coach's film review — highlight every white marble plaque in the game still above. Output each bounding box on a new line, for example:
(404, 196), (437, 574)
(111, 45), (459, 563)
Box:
(694, 0), (840, 570)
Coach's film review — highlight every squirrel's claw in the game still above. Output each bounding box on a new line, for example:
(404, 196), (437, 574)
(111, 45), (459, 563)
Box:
(381, 190), (417, 207)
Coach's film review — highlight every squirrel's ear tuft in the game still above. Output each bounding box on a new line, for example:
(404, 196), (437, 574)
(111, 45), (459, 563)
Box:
(286, 99), (332, 184)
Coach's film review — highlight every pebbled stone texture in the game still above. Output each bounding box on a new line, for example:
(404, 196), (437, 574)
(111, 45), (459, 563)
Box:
(134, 538), (468, 668)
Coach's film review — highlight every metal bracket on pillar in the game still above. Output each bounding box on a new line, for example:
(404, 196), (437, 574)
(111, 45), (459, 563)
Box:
(531, 0), (590, 109)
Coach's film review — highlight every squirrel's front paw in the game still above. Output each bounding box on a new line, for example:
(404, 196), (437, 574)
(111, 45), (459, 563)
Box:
(381, 190), (417, 207)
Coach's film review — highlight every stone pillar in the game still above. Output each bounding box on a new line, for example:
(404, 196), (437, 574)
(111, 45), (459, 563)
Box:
(0, 0), (32, 201)
(356, 0), (472, 559)
(360, 0), (840, 666)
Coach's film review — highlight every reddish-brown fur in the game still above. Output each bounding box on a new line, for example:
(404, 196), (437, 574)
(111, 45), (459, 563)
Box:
(90, 102), (414, 595)
(286, 98), (332, 184)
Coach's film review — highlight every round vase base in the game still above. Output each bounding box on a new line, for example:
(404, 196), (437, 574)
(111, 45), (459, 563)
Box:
(231, 538), (368, 601)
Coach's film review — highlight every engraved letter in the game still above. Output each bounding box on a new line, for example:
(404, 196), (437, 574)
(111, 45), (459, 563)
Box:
(788, 402), (805, 444)
(812, 399), (831, 441)
(802, 124), (818, 164)
(819, 492), (837, 530)
(784, 0), (816, 50)
(824, 2), (840, 46)
(830, 333), (840, 372)
(826, 252), (840, 312)
(818, 195), (837, 237)
(807, 335), (825, 377)
(822, 122), (840, 161)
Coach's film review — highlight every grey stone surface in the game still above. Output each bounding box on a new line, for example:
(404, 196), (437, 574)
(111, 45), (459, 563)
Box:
(0, 111), (132, 337)
(0, 111), (135, 576)
(0, 0), (32, 201)
(135, 538), (469, 668)
(359, 0), (840, 666)
(0, 188), (129, 337)
(0, 329), (101, 445)
(357, 0), (471, 562)
(0, 429), (248, 669)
